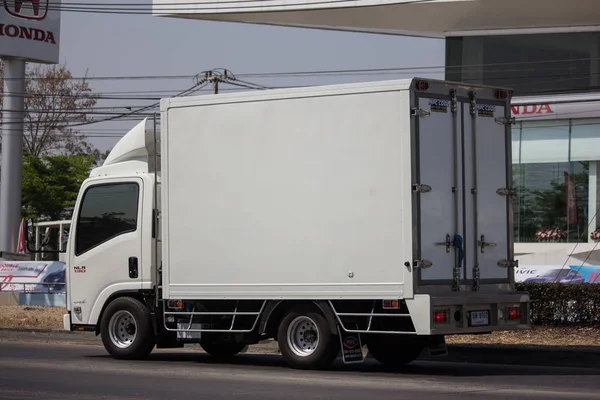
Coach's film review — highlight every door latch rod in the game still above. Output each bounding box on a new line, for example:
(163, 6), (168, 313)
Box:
(478, 235), (497, 253)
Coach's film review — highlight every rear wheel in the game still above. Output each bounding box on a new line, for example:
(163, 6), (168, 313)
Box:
(277, 306), (338, 370)
(100, 297), (156, 360)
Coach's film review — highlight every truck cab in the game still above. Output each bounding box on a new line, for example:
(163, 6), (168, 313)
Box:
(64, 120), (156, 341)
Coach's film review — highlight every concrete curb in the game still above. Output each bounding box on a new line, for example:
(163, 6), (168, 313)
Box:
(0, 327), (83, 334)
(1, 327), (598, 368)
(0, 326), (102, 346)
(434, 344), (600, 369)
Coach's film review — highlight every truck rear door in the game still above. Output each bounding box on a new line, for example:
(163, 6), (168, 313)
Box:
(413, 83), (514, 291)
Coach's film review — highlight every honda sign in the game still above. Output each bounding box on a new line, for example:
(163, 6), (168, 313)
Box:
(0, 0), (60, 63)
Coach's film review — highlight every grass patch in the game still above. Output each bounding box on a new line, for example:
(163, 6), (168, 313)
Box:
(446, 326), (600, 347)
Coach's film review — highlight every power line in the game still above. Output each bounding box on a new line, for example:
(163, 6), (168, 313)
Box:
(67, 71), (213, 128)
(4, 75), (599, 95)
(3, 74), (600, 108)
(0, 68), (257, 129)
(4, 98), (600, 126)
(0, 87), (267, 100)
(4, 109), (600, 133)
(1, 109), (153, 115)
(5, 57), (600, 81)
(4, 69), (600, 131)
(238, 62), (600, 80)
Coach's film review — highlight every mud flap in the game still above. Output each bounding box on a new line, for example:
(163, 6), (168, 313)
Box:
(427, 335), (448, 357)
(337, 325), (364, 364)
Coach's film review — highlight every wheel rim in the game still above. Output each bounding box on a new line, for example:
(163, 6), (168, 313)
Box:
(108, 310), (137, 349)
(287, 316), (320, 357)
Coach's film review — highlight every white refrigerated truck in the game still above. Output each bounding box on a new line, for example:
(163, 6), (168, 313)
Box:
(49, 78), (530, 369)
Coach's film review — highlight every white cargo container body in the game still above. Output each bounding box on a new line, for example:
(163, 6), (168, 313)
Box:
(56, 78), (530, 370)
(161, 81), (413, 300)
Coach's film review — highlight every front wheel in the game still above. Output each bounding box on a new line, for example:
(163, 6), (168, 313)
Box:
(277, 307), (338, 370)
(100, 297), (156, 360)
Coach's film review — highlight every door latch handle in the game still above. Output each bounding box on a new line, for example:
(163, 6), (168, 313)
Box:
(435, 234), (455, 253)
(414, 259), (433, 269)
(478, 235), (497, 253)
(128, 257), (139, 279)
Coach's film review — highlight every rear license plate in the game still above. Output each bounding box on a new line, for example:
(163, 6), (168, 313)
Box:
(468, 310), (490, 327)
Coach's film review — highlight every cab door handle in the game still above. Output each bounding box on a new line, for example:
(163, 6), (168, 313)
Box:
(129, 257), (138, 279)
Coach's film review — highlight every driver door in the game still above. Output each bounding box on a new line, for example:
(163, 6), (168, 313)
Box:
(68, 178), (144, 326)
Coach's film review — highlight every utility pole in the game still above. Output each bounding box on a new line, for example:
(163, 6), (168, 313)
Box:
(202, 70), (229, 95)
(0, 59), (26, 253)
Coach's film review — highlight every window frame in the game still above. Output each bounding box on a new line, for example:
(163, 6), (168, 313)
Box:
(74, 181), (141, 257)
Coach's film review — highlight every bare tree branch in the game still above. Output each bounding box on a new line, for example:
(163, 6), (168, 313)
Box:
(0, 61), (99, 157)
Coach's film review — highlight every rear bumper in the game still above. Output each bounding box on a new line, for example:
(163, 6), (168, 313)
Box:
(423, 292), (531, 335)
(330, 292), (530, 337)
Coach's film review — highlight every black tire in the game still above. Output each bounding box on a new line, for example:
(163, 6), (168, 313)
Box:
(200, 341), (247, 360)
(100, 297), (156, 360)
(366, 335), (423, 367)
(277, 306), (338, 370)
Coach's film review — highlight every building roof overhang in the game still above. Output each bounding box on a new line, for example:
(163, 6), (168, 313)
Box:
(153, 0), (600, 37)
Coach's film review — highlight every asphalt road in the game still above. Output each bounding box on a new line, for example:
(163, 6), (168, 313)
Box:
(0, 342), (598, 400)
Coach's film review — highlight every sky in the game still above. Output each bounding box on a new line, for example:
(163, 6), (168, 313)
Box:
(57, 1), (446, 152)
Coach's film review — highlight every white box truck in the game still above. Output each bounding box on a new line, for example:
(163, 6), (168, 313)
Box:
(45, 78), (530, 369)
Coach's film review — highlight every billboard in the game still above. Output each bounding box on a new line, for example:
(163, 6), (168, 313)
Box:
(0, 261), (65, 292)
(0, 0), (61, 63)
(515, 265), (600, 284)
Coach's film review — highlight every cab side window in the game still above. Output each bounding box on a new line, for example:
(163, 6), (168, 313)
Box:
(75, 183), (140, 256)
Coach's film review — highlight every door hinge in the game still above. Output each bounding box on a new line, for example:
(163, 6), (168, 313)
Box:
(496, 188), (517, 197)
(413, 183), (432, 193)
(449, 89), (458, 115)
(453, 266), (461, 292)
(469, 91), (477, 116)
(498, 259), (519, 268)
(414, 259), (433, 269)
(478, 235), (497, 253)
(495, 116), (516, 125)
(453, 234), (464, 292)
(411, 108), (431, 118)
(472, 264), (480, 292)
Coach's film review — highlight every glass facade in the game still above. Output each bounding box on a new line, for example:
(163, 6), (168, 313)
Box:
(512, 119), (600, 243)
(447, 32), (600, 244)
(446, 32), (600, 96)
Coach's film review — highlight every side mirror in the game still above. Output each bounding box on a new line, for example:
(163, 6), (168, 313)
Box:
(25, 218), (38, 253)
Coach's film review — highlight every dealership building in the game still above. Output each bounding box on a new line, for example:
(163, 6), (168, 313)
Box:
(153, 0), (600, 280)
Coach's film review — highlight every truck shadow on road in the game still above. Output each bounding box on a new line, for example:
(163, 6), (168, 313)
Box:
(87, 350), (600, 377)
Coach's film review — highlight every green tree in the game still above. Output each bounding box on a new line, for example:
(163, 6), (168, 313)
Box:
(21, 154), (95, 221)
